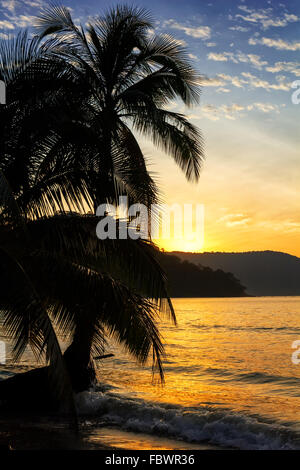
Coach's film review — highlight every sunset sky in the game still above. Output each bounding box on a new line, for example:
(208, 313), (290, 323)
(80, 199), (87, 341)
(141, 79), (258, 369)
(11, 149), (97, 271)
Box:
(1, 0), (299, 255)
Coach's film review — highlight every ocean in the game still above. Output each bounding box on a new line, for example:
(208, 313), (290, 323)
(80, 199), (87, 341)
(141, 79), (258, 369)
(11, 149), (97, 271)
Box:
(1, 297), (300, 450)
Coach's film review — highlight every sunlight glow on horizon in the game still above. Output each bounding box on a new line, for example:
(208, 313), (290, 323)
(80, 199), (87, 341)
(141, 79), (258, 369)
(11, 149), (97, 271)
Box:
(3, 0), (298, 257)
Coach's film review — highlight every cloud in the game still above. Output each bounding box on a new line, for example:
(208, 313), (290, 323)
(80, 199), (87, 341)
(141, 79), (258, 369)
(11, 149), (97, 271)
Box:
(229, 25), (250, 32)
(258, 220), (300, 233)
(0, 19), (14, 29)
(249, 36), (300, 51)
(1, 0), (17, 13)
(266, 61), (300, 77)
(196, 103), (246, 121)
(5, 14), (36, 27)
(201, 73), (247, 89)
(241, 71), (291, 91)
(218, 215), (300, 233)
(247, 102), (285, 113)
(1, 0), (44, 11)
(195, 99), (285, 122)
(23, 0), (44, 6)
(164, 19), (211, 40)
(236, 5), (299, 30)
(223, 103), (245, 112)
(207, 51), (268, 70)
(0, 32), (10, 39)
(216, 87), (231, 93)
(0, 0), (45, 29)
(219, 213), (251, 227)
(218, 73), (247, 88)
(199, 104), (221, 121)
(238, 53), (268, 69)
(207, 52), (228, 62)
(200, 76), (227, 87)
(201, 71), (291, 93)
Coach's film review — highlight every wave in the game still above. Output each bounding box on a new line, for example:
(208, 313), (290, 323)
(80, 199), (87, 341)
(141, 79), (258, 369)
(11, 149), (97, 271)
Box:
(202, 367), (300, 388)
(75, 386), (300, 450)
(191, 324), (300, 334)
(159, 363), (300, 389)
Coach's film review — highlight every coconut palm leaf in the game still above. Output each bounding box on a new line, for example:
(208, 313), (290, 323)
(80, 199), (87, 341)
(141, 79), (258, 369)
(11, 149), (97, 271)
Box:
(24, 250), (166, 379)
(0, 4), (204, 404)
(23, 213), (174, 317)
(0, 247), (76, 415)
(35, 4), (204, 187)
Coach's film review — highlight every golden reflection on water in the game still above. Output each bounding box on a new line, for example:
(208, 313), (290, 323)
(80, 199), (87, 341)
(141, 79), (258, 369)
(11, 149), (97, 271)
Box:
(98, 297), (300, 428)
(83, 427), (219, 450)
(2, 297), (300, 449)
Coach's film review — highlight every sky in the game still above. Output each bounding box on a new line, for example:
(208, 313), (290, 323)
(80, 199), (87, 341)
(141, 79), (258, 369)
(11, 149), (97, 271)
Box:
(0, 0), (300, 255)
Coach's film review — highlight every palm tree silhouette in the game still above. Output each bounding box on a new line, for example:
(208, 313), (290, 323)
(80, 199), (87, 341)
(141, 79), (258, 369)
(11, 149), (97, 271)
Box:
(35, 4), (204, 206)
(0, 4), (204, 414)
(0, 31), (174, 415)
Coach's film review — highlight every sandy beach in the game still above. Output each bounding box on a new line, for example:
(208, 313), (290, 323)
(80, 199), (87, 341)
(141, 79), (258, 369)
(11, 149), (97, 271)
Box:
(0, 415), (221, 450)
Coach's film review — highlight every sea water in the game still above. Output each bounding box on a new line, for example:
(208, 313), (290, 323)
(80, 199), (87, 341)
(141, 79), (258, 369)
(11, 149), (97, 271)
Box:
(1, 297), (300, 450)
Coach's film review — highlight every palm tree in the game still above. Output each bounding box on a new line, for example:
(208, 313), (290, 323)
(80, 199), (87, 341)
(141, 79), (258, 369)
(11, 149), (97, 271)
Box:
(0, 164), (175, 412)
(0, 31), (174, 413)
(0, 4), (204, 412)
(32, 3), (204, 391)
(35, 4), (204, 206)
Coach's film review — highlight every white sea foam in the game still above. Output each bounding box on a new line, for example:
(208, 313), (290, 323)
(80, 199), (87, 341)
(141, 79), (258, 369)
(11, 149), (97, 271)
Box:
(75, 387), (300, 450)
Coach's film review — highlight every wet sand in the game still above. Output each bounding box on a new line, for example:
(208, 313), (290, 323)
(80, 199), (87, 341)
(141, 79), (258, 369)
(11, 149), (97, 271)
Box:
(0, 415), (110, 450)
(0, 415), (221, 450)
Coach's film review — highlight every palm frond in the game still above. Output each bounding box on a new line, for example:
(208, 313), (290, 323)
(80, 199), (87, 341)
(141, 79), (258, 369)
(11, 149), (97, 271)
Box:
(24, 214), (174, 321)
(19, 170), (93, 219)
(130, 107), (204, 182)
(0, 247), (76, 413)
(35, 3), (76, 38)
(0, 170), (28, 233)
(25, 250), (167, 381)
(0, 30), (42, 84)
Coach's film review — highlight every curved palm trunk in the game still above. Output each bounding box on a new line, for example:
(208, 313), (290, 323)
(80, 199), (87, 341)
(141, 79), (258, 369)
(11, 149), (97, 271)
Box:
(0, 322), (96, 413)
(63, 325), (96, 393)
(0, 366), (60, 412)
(0, 357), (95, 414)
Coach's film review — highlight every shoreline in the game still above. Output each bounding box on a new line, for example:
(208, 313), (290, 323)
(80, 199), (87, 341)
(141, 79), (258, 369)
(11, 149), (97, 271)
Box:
(0, 415), (112, 450)
(0, 416), (222, 451)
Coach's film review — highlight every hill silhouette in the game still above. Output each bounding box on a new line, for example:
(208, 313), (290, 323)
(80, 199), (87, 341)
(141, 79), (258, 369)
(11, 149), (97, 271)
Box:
(171, 250), (300, 296)
(158, 252), (246, 297)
